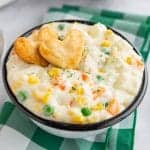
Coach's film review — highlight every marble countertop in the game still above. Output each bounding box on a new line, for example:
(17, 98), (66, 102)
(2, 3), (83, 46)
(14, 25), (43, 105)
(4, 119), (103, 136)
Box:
(0, 0), (149, 149)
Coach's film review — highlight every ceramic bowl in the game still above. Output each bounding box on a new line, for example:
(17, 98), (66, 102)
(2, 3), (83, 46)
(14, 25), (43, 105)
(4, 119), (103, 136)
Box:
(2, 20), (148, 138)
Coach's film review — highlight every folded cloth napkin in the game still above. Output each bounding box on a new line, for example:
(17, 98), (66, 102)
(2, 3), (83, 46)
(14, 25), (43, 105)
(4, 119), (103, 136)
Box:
(0, 5), (150, 150)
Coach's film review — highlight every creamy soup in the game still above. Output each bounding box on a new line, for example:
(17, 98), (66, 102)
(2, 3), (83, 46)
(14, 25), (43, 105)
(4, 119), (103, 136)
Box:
(7, 22), (144, 124)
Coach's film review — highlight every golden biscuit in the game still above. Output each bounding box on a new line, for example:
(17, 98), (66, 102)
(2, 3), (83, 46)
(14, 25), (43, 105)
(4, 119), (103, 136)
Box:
(38, 28), (85, 69)
(14, 37), (48, 66)
(29, 30), (39, 42)
(38, 26), (58, 42)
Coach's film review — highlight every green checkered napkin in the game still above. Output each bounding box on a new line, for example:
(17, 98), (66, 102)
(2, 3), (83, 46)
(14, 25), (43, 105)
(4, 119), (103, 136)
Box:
(62, 5), (150, 24)
(0, 5), (150, 150)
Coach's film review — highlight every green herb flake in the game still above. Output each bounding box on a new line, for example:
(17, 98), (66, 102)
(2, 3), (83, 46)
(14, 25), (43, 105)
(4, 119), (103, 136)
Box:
(17, 90), (29, 102)
(104, 102), (109, 108)
(104, 51), (110, 55)
(58, 24), (65, 31)
(96, 75), (104, 81)
(101, 48), (110, 55)
(43, 105), (54, 117)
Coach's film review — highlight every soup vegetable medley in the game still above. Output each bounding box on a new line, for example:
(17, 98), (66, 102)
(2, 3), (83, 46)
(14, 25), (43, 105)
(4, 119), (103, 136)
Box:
(7, 22), (144, 124)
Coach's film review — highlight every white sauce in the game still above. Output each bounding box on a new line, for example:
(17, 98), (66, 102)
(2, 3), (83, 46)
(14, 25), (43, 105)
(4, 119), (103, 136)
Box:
(6, 22), (144, 124)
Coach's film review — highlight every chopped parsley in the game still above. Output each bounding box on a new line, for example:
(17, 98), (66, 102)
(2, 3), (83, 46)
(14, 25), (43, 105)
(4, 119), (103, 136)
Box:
(101, 47), (110, 55)
(17, 90), (29, 102)
(96, 75), (104, 81)
(104, 102), (109, 108)
(104, 51), (110, 55)
(58, 24), (65, 30)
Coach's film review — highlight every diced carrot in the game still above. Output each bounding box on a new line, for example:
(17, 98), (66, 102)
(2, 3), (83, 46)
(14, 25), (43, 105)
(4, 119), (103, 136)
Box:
(107, 98), (121, 115)
(93, 87), (105, 100)
(52, 78), (66, 91)
(82, 73), (89, 81)
(69, 99), (75, 107)
(126, 56), (144, 69)
(136, 59), (144, 68)
(51, 77), (60, 86)
(59, 84), (66, 90)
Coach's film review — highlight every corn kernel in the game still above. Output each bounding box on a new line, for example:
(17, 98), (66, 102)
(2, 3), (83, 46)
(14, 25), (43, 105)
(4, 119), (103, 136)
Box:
(68, 111), (85, 124)
(42, 91), (52, 104)
(76, 96), (87, 106)
(48, 67), (61, 78)
(99, 68), (105, 73)
(32, 90), (52, 104)
(28, 75), (40, 84)
(101, 40), (111, 47)
(72, 115), (85, 123)
(92, 103), (104, 111)
(12, 80), (22, 91)
(126, 56), (132, 65)
(77, 87), (85, 95)
(105, 29), (113, 36)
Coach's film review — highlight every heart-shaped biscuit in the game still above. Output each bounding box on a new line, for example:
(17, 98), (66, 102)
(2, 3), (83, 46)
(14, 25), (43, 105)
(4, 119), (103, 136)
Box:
(38, 26), (85, 69)
(14, 37), (48, 67)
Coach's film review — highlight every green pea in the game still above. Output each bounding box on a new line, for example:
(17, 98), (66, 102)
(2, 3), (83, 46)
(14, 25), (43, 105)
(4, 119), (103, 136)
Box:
(43, 105), (54, 116)
(58, 24), (65, 30)
(81, 107), (92, 116)
(17, 90), (28, 102)
(96, 75), (104, 81)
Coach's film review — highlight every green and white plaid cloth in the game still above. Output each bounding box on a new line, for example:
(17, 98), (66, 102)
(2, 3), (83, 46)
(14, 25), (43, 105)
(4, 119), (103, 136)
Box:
(0, 5), (150, 150)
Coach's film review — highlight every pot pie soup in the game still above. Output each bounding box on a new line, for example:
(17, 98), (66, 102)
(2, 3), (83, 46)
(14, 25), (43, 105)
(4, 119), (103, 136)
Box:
(7, 22), (144, 124)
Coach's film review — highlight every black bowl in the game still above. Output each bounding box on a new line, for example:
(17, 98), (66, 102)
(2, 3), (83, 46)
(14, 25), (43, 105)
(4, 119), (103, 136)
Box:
(2, 20), (148, 131)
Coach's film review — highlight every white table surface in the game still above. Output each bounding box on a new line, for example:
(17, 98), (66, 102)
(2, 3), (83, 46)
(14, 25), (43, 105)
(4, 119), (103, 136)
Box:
(0, 0), (149, 149)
